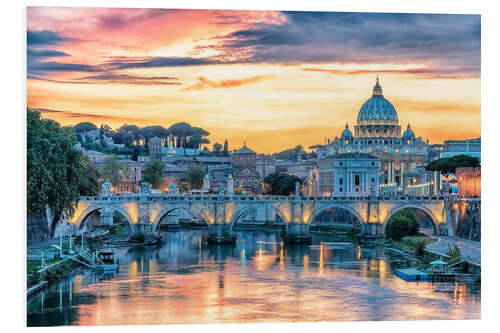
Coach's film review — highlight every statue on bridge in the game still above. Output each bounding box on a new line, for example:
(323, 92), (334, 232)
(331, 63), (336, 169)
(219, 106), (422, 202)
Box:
(101, 181), (112, 197)
(140, 182), (152, 194)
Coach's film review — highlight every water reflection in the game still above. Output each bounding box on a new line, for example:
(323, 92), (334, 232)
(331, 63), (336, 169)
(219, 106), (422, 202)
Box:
(27, 229), (480, 326)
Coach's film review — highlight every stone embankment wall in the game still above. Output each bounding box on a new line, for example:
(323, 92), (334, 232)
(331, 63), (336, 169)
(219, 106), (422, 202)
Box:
(27, 214), (50, 244)
(455, 199), (481, 242)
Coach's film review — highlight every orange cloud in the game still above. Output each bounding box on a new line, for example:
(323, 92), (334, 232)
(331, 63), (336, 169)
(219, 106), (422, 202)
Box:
(182, 75), (267, 91)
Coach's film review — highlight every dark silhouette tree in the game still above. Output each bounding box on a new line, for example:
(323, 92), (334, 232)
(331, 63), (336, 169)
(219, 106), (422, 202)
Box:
(425, 154), (480, 177)
(223, 140), (229, 156)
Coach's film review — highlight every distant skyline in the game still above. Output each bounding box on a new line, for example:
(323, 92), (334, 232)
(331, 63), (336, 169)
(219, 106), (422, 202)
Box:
(27, 7), (481, 153)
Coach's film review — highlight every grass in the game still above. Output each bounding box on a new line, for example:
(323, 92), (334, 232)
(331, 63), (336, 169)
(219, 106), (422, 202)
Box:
(385, 233), (438, 256)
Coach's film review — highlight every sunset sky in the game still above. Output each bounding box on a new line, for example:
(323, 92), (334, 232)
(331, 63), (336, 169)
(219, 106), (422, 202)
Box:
(26, 7), (481, 153)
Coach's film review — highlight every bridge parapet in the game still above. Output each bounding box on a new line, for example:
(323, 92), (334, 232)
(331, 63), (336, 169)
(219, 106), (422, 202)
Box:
(70, 194), (450, 241)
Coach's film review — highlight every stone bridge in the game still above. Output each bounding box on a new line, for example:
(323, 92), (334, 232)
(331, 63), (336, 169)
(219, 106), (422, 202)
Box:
(66, 190), (453, 244)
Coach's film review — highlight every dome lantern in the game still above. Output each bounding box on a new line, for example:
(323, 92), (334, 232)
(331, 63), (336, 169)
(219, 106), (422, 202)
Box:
(341, 123), (353, 138)
(402, 123), (415, 139)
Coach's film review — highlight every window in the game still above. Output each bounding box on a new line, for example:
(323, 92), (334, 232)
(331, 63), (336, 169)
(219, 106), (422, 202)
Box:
(347, 149), (351, 152)
(355, 175), (360, 186)
(339, 188), (343, 192)
(368, 148), (372, 152)
(339, 178), (343, 185)
(405, 149), (409, 153)
(356, 188), (359, 192)
(384, 148), (388, 153)
(371, 161), (375, 166)
(371, 178), (375, 182)
(339, 161), (343, 166)
(395, 148), (400, 152)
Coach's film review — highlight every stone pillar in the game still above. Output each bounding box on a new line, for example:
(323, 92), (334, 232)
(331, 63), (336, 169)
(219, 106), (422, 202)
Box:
(100, 207), (113, 225)
(203, 174), (210, 192)
(226, 174), (234, 195)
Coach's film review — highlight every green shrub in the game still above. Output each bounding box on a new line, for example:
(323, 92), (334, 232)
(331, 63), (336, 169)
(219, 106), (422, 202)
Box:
(129, 231), (145, 244)
(385, 210), (420, 240)
(446, 244), (461, 260)
(416, 240), (426, 257)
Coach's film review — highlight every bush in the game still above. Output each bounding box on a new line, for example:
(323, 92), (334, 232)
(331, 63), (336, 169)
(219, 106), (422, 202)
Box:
(416, 240), (427, 257)
(385, 210), (420, 240)
(447, 244), (461, 260)
(128, 231), (145, 244)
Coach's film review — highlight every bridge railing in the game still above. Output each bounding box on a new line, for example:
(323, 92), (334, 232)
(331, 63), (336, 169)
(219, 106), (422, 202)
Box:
(79, 194), (445, 203)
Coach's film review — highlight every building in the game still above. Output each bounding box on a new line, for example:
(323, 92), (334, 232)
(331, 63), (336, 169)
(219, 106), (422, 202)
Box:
(303, 167), (320, 196)
(456, 167), (481, 197)
(149, 137), (164, 160)
(317, 78), (438, 194)
(403, 166), (441, 196)
(202, 165), (234, 194)
(256, 156), (276, 180)
(442, 138), (481, 161)
(318, 153), (379, 196)
(231, 143), (260, 194)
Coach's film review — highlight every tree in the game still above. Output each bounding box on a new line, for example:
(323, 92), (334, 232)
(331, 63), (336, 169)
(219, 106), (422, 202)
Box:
(142, 160), (166, 188)
(213, 142), (223, 155)
(141, 125), (168, 145)
(100, 154), (121, 187)
(131, 147), (140, 161)
(78, 154), (101, 196)
(28, 109), (84, 236)
(223, 140), (229, 156)
(263, 172), (302, 195)
(178, 165), (205, 190)
(425, 154), (480, 177)
(385, 210), (420, 240)
(167, 122), (210, 149)
(73, 122), (97, 133)
(416, 240), (427, 257)
(274, 145), (306, 160)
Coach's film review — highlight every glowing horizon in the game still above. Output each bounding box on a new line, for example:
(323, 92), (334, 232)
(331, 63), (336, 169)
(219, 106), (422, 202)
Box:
(27, 7), (481, 154)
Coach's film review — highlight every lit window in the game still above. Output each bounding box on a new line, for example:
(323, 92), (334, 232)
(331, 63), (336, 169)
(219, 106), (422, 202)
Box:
(395, 148), (400, 152)
(347, 149), (351, 152)
(368, 148), (372, 152)
(405, 149), (409, 153)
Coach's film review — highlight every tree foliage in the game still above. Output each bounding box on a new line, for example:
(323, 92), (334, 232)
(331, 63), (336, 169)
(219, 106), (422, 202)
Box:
(212, 142), (223, 155)
(142, 159), (166, 188)
(263, 172), (302, 196)
(78, 154), (101, 196)
(178, 165), (205, 190)
(73, 122), (97, 133)
(27, 109), (86, 235)
(223, 140), (229, 157)
(425, 154), (480, 177)
(273, 145), (315, 160)
(385, 209), (420, 240)
(100, 154), (122, 186)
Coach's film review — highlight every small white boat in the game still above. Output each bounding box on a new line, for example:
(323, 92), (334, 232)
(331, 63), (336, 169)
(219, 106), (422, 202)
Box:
(95, 249), (119, 273)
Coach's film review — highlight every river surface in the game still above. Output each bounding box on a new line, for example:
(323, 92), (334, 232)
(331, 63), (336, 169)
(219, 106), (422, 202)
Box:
(27, 229), (480, 326)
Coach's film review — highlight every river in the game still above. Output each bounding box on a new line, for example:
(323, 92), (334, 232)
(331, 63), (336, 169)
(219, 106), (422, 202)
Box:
(27, 229), (480, 326)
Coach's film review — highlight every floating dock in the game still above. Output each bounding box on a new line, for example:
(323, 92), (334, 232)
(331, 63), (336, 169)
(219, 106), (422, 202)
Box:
(395, 268), (429, 282)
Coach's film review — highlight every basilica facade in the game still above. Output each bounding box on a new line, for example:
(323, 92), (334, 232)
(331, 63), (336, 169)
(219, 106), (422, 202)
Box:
(317, 78), (438, 195)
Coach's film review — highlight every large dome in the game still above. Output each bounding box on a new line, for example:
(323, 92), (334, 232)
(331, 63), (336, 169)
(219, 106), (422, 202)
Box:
(357, 78), (398, 124)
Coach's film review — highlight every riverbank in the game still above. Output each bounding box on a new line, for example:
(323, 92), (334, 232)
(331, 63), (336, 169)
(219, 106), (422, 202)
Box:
(26, 222), (131, 291)
(385, 233), (438, 256)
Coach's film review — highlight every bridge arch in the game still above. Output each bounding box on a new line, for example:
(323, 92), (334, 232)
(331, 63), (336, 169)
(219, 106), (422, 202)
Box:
(382, 204), (440, 235)
(311, 204), (363, 226)
(153, 206), (198, 233)
(229, 206), (257, 227)
(74, 205), (134, 228)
